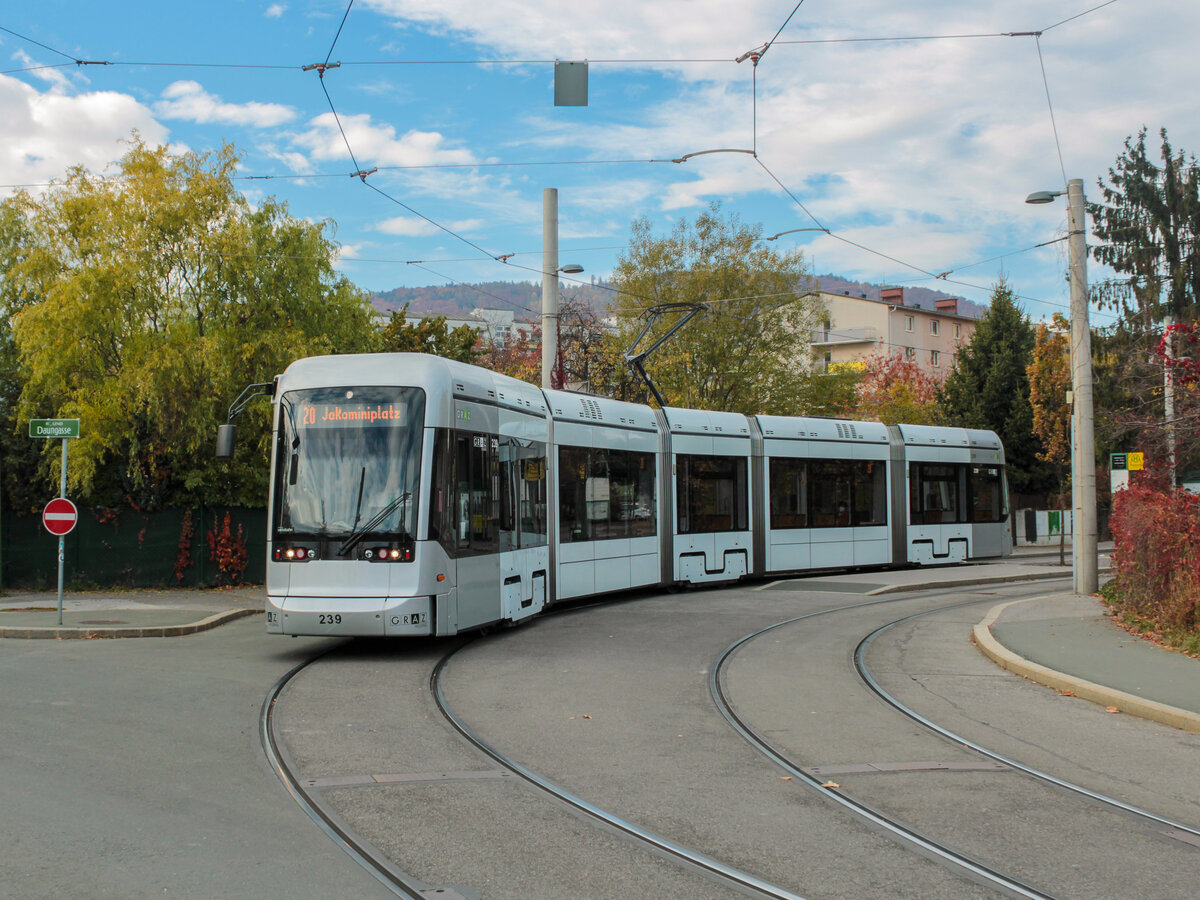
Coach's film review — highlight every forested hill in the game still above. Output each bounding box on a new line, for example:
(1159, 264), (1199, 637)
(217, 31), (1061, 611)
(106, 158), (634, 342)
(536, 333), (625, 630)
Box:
(371, 276), (984, 319)
(370, 280), (617, 317)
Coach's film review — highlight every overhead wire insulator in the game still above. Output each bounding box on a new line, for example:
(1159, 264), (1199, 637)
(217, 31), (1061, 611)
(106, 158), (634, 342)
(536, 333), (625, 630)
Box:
(302, 61), (342, 78)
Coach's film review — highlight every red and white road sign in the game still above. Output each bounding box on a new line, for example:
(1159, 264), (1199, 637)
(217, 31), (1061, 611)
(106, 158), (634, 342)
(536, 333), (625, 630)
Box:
(43, 497), (78, 536)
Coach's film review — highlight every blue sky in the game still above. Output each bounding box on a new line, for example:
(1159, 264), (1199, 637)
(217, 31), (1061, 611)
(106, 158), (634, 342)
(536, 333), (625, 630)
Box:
(3, 1), (1199, 330)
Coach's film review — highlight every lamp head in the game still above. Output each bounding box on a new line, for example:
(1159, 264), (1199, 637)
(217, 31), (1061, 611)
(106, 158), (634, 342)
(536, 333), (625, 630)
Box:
(1025, 190), (1063, 205)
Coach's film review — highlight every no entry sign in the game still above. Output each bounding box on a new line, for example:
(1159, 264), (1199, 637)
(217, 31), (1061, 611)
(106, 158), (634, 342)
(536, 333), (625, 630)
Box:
(43, 497), (78, 536)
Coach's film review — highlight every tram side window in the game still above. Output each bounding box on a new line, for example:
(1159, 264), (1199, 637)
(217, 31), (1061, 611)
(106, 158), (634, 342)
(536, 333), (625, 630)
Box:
(677, 454), (748, 534)
(852, 461), (888, 526)
(626, 451), (657, 538)
(769, 457), (808, 529)
(429, 429), (501, 557)
(968, 465), (1006, 523)
(430, 429), (456, 553)
(558, 446), (657, 542)
(499, 437), (548, 550)
(559, 446), (590, 542)
(809, 460), (854, 527)
(910, 463), (964, 525)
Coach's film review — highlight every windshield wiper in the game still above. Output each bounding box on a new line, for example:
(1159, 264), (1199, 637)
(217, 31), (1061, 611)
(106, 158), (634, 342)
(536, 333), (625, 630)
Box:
(336, 491), (411, 557)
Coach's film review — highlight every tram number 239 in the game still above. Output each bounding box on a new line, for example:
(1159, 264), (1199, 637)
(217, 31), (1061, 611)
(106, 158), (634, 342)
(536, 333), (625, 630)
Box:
(318, 614), (343, 625)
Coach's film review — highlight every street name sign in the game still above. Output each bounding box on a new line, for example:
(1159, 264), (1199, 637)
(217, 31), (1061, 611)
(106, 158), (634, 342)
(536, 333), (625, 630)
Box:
(30, 419), (81, 439)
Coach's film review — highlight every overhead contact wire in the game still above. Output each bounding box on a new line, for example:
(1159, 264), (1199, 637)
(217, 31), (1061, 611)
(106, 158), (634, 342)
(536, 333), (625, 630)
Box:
(759, 0), (810, 62)
(326, 0), (355, 66)
(1041, 0), (1121, 33)
(1034, 35), (1069, 187)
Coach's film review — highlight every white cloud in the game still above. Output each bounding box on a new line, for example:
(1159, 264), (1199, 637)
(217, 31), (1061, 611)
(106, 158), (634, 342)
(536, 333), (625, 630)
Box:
(360, 0), (780, 59)
(154, 81), (295, 128)
(351, 0), (1200, 300)
(265, 3), (286, 18)
(258, 143), (315, 175)
(376, 215), (484, 236)
(0, 74), (168, 188)
(9, 49), (74, 92)
(292, 112), (478, 167)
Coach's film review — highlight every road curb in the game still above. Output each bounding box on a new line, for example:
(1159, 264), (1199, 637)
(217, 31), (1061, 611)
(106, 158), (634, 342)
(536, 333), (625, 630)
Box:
(865, 570), (1071, 595)
(0, 608), (261, 640)
(973, 598), (1200, 734)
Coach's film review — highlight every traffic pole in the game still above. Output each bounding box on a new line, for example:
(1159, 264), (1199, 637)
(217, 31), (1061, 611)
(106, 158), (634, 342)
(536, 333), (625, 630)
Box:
(57, 437), (67, 626)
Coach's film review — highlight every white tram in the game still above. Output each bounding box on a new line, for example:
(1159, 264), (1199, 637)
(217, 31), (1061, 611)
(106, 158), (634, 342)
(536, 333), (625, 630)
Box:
(257, 353), (1012, 637)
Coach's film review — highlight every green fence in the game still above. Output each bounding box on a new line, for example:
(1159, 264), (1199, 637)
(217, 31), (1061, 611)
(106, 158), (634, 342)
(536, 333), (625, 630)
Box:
(1, 507), (266, 590)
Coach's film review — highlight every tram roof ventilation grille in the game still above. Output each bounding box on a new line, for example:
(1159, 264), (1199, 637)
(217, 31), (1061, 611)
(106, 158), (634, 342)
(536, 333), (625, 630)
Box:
(836, 422), (861, 440)
(578, 398), (604, 420)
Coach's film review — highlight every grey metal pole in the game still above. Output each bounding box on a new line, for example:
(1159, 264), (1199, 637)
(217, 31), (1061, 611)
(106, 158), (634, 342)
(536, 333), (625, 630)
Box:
(1163, 314), (1177, 486)
(541, 188), (559, 390)
(1066, 178), (1098, 594)
(57, 438), (68, 625)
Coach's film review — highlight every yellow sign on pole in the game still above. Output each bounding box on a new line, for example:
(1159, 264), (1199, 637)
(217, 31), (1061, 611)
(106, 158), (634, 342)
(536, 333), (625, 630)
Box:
(1128, 452), (1144, 471)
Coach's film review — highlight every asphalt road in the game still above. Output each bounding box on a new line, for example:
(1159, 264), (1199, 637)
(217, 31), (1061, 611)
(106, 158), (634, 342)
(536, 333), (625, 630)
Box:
(282, 579), (1200, 899)
(5, 570), (1199, 899)
(0, 619), (398, 900)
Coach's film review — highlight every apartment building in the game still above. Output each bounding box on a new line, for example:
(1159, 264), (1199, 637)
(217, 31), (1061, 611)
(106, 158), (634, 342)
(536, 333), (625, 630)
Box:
(811, 287), (976, 377)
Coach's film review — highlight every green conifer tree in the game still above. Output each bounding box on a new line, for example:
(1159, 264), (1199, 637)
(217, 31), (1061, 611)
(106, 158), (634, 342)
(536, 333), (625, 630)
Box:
(941, 281), (1049, 498)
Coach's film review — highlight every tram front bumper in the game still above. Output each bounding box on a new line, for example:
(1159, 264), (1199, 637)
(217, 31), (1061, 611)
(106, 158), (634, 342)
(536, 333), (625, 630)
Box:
(266, 594), (434, 637)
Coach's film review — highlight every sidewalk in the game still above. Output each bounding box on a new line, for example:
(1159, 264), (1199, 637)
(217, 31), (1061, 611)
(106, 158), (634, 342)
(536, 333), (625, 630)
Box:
(0, 585), (262, 639)
(974, 592), (1200, 733)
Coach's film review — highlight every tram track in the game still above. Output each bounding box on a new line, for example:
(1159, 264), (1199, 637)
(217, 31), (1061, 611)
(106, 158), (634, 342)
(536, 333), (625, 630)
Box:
(261, 578), (1198, 900)
(709, 592), (1053, 900)
(709, 582), (1200, 900)
(260, 588), (1040, 900)
(429, 637), (811, 900)
(853, 605), (1200, 842)
(262, 624), (813, 900)
(261, 648), (429, 900)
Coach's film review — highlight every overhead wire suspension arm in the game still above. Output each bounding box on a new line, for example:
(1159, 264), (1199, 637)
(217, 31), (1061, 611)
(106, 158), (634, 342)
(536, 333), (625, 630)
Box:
(622, 302), (707, 408)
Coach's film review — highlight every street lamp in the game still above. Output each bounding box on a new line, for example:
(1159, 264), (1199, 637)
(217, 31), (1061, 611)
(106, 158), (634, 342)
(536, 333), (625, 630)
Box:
(1026, 178), (1098, 595)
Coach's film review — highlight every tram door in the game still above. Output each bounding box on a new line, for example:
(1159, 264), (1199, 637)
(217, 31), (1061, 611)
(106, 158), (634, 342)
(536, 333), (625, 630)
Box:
(440, 430), (547, 631)
(498, 438), (549, 623)
(446, 431), (502, 631)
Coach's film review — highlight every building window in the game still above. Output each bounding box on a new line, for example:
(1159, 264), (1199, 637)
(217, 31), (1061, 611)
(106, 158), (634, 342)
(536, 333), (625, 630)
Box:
(954, 323), (961, 339)
(930, 319), (940, 336)
(905, 347), (915, 360)
(905, 315), (914, 332)
(931, 349), (940, 367)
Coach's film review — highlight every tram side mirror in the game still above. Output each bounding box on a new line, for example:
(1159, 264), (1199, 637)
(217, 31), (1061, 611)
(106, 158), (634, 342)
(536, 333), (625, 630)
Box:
(216, 423), (237, 460)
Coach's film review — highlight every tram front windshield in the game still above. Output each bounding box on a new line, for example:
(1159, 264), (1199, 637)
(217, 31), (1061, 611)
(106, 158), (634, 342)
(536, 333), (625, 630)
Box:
(274, 387), (425, 541)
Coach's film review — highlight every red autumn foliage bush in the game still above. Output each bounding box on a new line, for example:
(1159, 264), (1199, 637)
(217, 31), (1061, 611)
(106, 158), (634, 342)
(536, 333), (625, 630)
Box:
(206, 511), (248, 587)
(1107, 484), (1200, 631)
